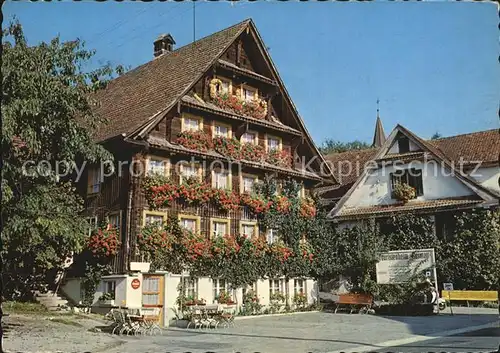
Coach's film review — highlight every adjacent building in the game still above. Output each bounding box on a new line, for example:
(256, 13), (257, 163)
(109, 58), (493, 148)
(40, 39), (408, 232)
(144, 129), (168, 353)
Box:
(320, 122), (499, 233)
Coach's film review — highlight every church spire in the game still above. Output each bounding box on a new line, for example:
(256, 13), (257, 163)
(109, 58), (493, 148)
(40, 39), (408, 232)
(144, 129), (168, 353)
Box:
(372, 99), (386, 148)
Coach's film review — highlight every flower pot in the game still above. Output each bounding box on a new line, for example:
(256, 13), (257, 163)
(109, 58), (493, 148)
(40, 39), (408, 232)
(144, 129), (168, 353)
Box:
(99, 299), (115, 306)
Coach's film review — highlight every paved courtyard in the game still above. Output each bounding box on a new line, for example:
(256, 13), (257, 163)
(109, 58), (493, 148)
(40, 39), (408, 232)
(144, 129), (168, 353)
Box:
(4, 307), (499, 353)
(106, 308), (499, 353)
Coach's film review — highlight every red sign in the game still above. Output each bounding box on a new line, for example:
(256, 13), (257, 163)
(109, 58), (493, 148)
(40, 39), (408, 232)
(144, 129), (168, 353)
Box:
(131, 278), (140, 290)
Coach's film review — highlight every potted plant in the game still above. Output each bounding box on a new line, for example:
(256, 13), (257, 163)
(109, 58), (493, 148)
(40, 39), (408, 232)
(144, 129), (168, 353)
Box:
(393, 183), (416, 203)
(98, 292), (115, 306)
(216, 290), (235, 305)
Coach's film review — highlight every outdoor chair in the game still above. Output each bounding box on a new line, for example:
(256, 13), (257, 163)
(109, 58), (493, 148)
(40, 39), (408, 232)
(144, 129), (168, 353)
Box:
(140, 307), (163, 336)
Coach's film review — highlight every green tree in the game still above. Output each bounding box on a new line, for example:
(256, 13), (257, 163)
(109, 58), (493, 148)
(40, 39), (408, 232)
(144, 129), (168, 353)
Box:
(430, 132), (442, 140)
(318, 139), (371, 154)
(1, 21), (119, 299)
(439, 210), (500, 290)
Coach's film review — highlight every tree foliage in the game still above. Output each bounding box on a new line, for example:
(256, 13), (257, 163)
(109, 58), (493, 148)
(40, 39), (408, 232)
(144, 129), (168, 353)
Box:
(1, 21), (119, 299)
(318, 139), (371, 154)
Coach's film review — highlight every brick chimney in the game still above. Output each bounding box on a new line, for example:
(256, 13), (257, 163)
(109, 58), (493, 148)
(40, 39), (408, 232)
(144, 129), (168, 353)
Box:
(154, 34), (176, 57)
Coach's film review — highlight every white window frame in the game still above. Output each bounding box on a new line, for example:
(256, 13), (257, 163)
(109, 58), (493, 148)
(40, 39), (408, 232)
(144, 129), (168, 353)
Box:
(183, 277), (198, 298)
(179, 163), (203, 183)
(212, 278), (230, 302)
(107, 211), (121, 232)
(240, 221), (258, 239)
(103, 280), (116, 295)
(178, 214), (201, 233)
(143, 210), (167, 227)
(265, 134), (282, 152)
(240, 173), (258, 194)
(266, 228), (278, 244)
(294, 279), (305, 295)
(146, 157), (170, 177)
(269, 279), (284, 296)
(181, 113), (203, 132)
(87, 216), (98, 237)
(212, 121), (232, 138)
(212, 170), (232, 190)
(210, 218), (230, 238)
(241, 130), (258, 145)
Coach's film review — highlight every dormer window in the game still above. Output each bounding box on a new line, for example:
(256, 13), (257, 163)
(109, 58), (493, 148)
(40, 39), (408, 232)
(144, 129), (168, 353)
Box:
(397, 136), (410, 153)
(390, 168), (424, 198)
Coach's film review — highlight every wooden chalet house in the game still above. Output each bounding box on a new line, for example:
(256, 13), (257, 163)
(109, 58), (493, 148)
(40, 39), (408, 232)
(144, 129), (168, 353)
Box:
(69, 19), (336, 314)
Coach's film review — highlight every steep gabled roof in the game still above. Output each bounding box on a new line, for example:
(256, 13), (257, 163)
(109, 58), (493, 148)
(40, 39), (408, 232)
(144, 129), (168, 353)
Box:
(327, 125), (499, 219)
(93, 19), (337, 183)
(93, 19), (251, 142)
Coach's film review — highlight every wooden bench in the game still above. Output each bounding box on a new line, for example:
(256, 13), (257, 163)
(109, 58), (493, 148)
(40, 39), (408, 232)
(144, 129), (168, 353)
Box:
(441, 290), (499, 307)
(334, 293), (373, 314)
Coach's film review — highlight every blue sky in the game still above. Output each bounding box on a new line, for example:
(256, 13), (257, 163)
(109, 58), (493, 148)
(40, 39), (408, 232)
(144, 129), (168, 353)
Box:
(4, 1), (499, 146)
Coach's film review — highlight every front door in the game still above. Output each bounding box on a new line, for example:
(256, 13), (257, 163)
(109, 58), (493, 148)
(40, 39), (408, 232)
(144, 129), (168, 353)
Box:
(142, 275), (164, 326)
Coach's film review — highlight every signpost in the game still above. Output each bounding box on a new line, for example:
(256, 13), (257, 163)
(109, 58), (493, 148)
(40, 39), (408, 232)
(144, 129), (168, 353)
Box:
(376, 248), (437, 285)
(443, 282), (454, 315)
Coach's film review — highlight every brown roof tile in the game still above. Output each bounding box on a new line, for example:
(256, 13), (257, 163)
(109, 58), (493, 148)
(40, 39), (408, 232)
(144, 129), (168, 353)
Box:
(337, 199), (482, 220)
(93, 19), (250, 142)
(430, 129), (499, 165)
(324, 148), (379, 186)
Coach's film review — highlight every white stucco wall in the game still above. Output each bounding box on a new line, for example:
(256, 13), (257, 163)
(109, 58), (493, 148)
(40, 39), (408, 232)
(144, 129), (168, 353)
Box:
(469, 166), (499, 193)
(343, 161), (474, 209)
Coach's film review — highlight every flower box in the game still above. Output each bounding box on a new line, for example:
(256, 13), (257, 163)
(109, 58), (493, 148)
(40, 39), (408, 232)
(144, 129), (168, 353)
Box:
(129, 262), (150, 272)
(99, 299), (115, 306)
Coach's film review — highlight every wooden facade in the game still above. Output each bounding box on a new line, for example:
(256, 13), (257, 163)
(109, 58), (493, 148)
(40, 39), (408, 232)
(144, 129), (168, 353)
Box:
(81, 20), (336, 273)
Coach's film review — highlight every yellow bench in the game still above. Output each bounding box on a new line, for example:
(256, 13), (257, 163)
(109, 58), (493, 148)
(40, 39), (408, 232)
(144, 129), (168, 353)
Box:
(441, 290), (498, 302)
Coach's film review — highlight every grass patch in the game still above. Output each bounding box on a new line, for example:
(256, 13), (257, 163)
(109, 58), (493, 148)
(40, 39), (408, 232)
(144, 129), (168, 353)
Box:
(3, 301), (48, 314)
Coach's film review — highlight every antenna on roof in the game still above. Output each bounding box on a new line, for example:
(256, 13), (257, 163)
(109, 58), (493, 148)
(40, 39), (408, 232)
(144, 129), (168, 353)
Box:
(376, 98), (380, 118)
(193, 0), (196, 43)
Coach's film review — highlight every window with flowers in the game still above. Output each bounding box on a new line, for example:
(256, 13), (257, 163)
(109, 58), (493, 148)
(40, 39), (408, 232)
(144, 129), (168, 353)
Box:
(241, 174), (257, 193)
(242, 86), (257, 102)
(212, 170), (230, 190)
(211, 218), (230, 238)
(294, 279), (305, 295)
(240, 221), (257, 238)
(180, 163), (202, 183)
(87, 216), (98, 237)
(144, 211), (166, 227)
(107, 212), (121, 232)
(269, 279), (284, 296)
(183, 277), (198, 298)
(266, 228), (279, 244)
(179, 215), (200, 233)
(212, 278), (230, 302)
(182, 114), (203, 132)
(147, 158), (168, 176)
(213, 122), (231, 138)
(241, 131), (258, 145)
(266, 136), (281, 152)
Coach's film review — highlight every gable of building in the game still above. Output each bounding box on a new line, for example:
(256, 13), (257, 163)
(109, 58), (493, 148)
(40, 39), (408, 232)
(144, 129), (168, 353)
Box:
(326, 126), (499, 220)
(92, 19), (336, 183)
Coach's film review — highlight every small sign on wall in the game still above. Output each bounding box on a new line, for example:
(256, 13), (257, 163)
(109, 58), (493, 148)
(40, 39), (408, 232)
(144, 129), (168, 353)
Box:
(131, 278), (141, 290)
(443, 282), (454, 291)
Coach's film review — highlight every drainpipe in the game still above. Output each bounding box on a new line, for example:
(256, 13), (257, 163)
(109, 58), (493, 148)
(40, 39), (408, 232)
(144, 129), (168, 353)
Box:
(122, 157), (135, 271)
